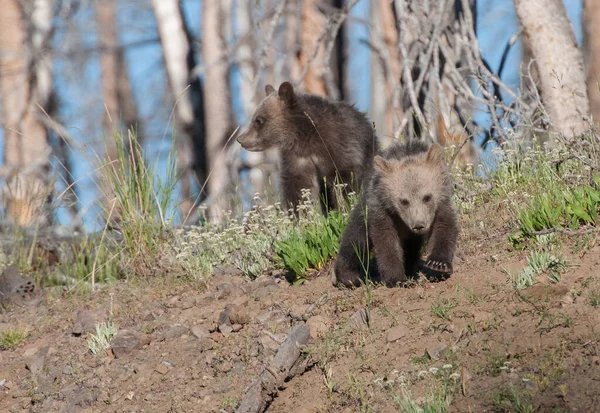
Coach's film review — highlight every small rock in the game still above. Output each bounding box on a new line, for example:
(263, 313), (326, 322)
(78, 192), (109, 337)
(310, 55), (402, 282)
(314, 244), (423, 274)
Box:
(191, 325), (210, 339)
(72, 309), (107, 336)
(219, 324), (233, 336)
(197, 337), (214, 352)
(154, 363), (169, 375)
(350, 308), (370, 330)
(228, 305), (251, 325)
(210, 332), (224, 342)
(0, 266), (37, 305)
(162, 325), (189, 341)
(426, 342), (448, 361)
(215, 284), (243, 300)
(197, 295), (216, 307)
(220, 361), (233, 373)
(523, 378), (536, 391)
(386, 325), (408, 343)
(472, 311), (492, 324)
(218, 307), (231, 326)
(561, 294), (574, 306)
(257, 310), (287, 324)
(306, 315), (329, 339)
(67, 388), (97, 410)
(110, 330), (141, 358)
(25, 346), (50, 375)
(289, 304), (309, 320)
(259, 334), (282, 352)
(233, 296), (249, 307)
(232, 324), (243, 332)
(37, 372), (58, 395)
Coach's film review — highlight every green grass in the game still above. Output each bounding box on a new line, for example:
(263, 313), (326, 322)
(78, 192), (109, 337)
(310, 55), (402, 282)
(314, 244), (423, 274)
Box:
(276, 206), (347, 283)
(492, 385), (534, 413)
(52, 237), (120, 289)
(98, 129), (178, 276)
(481, 353), (509, 377)
(0, 328), (28, 350)
(517, 178), (600, 236)
(452, 135), (599, 247)
(589, 290), (600, 307)
(431, 298), (457, 321)
(174, 186), (355, 283)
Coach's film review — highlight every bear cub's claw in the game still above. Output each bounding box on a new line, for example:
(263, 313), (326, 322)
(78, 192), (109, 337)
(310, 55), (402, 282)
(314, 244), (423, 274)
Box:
(424, 259), (453, 274)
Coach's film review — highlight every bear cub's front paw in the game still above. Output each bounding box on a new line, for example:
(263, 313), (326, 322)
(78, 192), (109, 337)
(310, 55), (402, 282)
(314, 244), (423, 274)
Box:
(423, 259), (453, 274)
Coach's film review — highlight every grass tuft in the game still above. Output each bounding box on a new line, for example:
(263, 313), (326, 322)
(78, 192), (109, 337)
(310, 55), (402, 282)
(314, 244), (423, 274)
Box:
(87, 320), (118, 355)
(0, 328), (28, 350)
(98, 130), (178, 277)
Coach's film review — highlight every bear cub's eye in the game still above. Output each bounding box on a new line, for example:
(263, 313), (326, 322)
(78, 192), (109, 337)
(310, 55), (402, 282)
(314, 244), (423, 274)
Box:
(255, 116), (265, 126)
(423, 194), (432, 203)
(400, 199), (409, 207)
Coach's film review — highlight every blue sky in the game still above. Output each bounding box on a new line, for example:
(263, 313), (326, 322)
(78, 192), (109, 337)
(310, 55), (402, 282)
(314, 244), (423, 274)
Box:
(0, 0), (584, 228)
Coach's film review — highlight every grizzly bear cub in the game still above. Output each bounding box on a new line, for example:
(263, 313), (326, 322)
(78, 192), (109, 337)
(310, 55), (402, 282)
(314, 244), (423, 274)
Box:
(237, 82), (378, 214)
(335, 140), (459, 288)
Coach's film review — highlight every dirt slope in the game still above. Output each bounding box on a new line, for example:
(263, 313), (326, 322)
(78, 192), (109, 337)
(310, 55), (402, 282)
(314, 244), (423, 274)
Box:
(1, 236), (599, 412)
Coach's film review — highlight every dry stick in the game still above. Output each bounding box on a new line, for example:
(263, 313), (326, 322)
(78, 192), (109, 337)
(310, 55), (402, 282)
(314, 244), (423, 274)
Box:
(438, 46), (522, 117)
(412, 0), (448, 96)
(236, 324), (310, 413)
(397, 3), (426, 130)
(460, 0), (527, 109)
(530, 227), (598, 237)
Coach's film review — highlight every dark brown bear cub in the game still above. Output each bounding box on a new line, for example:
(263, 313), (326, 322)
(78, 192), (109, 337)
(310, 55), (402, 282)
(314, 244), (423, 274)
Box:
(237, 82), (378, 214)
(335, 140), (458, 288)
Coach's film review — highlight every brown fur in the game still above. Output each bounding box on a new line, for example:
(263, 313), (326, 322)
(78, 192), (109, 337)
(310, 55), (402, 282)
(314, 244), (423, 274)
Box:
(237, 82), (379, 214)
(335, 140), (459, 288)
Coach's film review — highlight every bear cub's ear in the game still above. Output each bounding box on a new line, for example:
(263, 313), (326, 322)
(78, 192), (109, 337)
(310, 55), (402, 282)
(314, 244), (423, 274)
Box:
(374, 155), (392, 174)
(265, 84), (275, 95)
(278, 82), (296, 105)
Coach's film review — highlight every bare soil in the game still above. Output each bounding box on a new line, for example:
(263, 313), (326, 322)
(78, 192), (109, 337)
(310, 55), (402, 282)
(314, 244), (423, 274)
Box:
(1, 225), (600, 412)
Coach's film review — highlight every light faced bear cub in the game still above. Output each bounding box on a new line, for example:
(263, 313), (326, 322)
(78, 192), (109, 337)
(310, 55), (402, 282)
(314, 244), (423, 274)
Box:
(335, 140), (459, 287)
(237, 82), (378, 215)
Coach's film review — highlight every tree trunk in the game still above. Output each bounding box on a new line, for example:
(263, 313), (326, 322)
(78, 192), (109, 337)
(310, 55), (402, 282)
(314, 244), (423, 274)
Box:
(583, 0), (600, 125)
(299, 0), (328, 95)
(96, 0), (141, 141)
(202, 0), (234, 222)
(236, 0), (265, 198)
(285, 0), (302, 83)
(370, 1), (388, 141)
(151, 0), (206, 222)
(514, 0), (590, 140)
(96, 0), (122, 161)
(0, 0), (53, 228)
(371, 0), (401, 141)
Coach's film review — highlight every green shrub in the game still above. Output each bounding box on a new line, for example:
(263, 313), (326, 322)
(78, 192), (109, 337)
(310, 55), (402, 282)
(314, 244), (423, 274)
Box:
(275, 208), (348, 283)
(518, 177), (600, 235)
